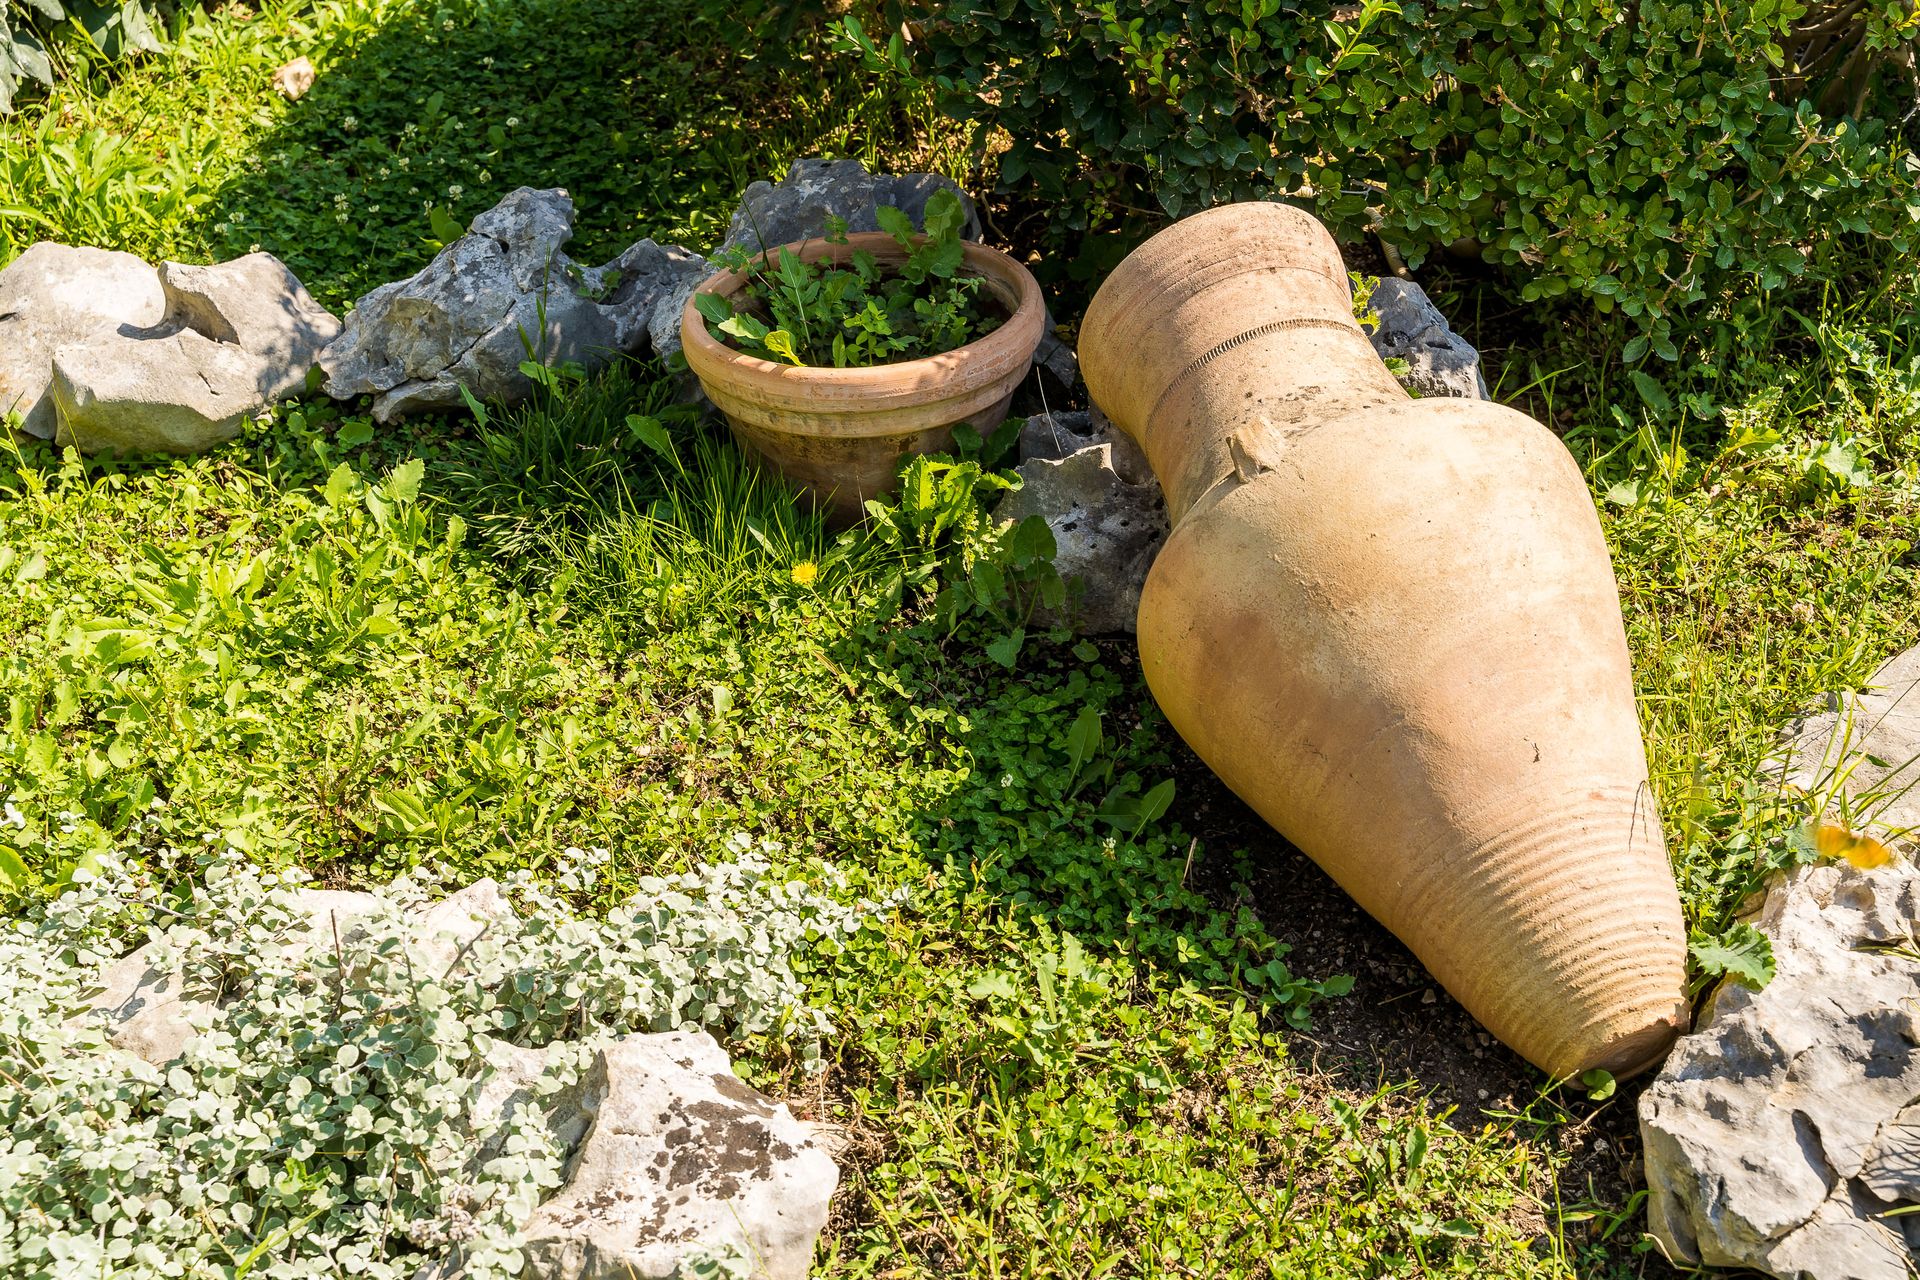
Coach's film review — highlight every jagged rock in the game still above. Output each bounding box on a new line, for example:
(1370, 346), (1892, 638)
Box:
(157, 255), (340, 396)
(519, 1030), (838, 1280)
(321, 188), (706, 421)
(0, 243), (166, 440)
(1366, 278), (1487, 401)
(1018, 406), (1149, 481)
(47, 253), (340, 454)
(400, 878), (517, 979)
(86, 881), (507, 1066)
(997, 440), (1168, 635)
(1029, 326), (1079, 407)
(88, 889), (382, 1064)
(1780, 644), (1920, 802)
(719, 157), (979, 255)
(1641, 644), (1920, 1279)
(591, 237), (711, 363)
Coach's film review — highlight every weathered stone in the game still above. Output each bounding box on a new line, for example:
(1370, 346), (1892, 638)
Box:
(720, 157), (979, 255)
(402, 878), (516, 979)
(88, 889), (382, 1065)
(51, 331), (265, 454)
(1780, 643), (1920, 803)
(997, 440), (1168, 635)
(588, 237), (710, 362)
(0, 243), (165, 439)
(1366, 278), (1488, 401)
(270, 56), (316, 100)
(1018, 406), (1149, 482)
(1641, 643), (1920, 1279)
(39, 250), (338, 454)
(322, 189), (700, 420)
(157, 254), (340, 397)
(463, 1037), (596, 1170)
(1029, 328), (1079, 407)
(519, 1031), (838, 1280)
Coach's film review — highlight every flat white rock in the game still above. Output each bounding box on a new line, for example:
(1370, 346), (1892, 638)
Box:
(1641, 644), (1920, 1277)
(521, 1031), (838, 1280)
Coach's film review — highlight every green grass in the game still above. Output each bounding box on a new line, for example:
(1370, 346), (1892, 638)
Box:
(1, 0), (959, 305)
(7, 0), (1920, 1275)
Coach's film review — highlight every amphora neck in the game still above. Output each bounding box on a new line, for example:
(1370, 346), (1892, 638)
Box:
(1079, 203), (1407, 522)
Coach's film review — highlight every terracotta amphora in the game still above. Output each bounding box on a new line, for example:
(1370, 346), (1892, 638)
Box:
(1079, 203), (1688, 1078)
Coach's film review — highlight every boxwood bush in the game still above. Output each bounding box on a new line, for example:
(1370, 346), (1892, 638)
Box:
(856, 0), (1920, 359)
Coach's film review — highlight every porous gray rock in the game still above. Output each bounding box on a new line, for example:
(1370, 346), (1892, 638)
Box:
(1018, 406), (1148, 481)
(1366, 278), (1488, 401)
(519, 1030), (839, 1280)
(720, 156), (979, 255)
(997, 438), (1167, 635)
(1640, 861), (1920, 1279)
(591, 237), (711, 363)
(321, 188), (708, 421)
(0, 243), (166, 439)
(1641, 643), (1920, 1279)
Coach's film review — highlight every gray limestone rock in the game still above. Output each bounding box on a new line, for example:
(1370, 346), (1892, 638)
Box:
(34, 249), (337, 454)
(1641, 643), (1920, 1279)
(1367, 278), (1488, 401)
(321, 188), (706, 420)
(155, 254), (341, 399)
(0, 243), (166, 439)
(720, 157), (979, 256)
(52, 330), (276, 455)
(589, 237), (711, 363)
(997, 439), (1168, 635)
(519, 1030), (839, 1280)
(1018, 406), (1149, 482)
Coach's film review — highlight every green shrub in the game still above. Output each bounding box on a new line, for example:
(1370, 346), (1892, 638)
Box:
(1, 0), (166, 113)
(857, 0), (1920, 359)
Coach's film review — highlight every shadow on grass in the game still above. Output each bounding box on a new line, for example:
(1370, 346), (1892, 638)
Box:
(192, 0), (929, 311)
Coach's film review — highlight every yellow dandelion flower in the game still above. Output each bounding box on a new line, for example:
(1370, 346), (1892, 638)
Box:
(1814, 821), (1897, 869)
(790, 561), (819, 587)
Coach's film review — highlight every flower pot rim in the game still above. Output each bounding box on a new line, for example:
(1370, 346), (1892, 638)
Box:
(679, 231), (1046, 389)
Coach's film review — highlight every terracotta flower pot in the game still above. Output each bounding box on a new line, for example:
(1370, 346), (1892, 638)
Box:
(680, 232), (1047, 525)
(1079, 202), (1688, 1079)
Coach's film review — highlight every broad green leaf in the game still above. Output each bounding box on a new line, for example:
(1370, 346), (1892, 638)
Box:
(1065, 706), (1102, 782)
(0, 844), (29, 892)
(428, 206), (464, 244)
(984, 628), (1024, 668)
(1628, 369), (1670, 413)
(1689, 922), (1775, 990)
(921, 187), (965, 241)
(384, 457), (424, 504)
(1134, 778), (1176, 831)
(626, 414), (672, 457)
(323, 462), (357, 508)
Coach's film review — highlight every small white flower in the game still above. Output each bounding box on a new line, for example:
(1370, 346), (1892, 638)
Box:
(447, 184), (463, 199)
(342, 115), (358, 132)
(506, 116), (520, 128)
